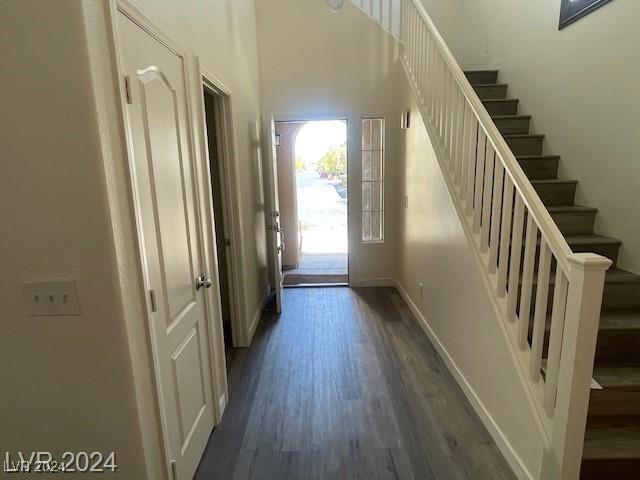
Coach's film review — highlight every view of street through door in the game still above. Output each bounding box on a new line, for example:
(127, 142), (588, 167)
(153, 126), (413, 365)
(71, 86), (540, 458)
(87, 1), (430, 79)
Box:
(283, 120), (348, 285)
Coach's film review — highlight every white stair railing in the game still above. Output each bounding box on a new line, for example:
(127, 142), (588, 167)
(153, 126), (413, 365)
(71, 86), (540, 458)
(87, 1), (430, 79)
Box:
(351, 0), (401, 39)
(399, 0), (612, 478)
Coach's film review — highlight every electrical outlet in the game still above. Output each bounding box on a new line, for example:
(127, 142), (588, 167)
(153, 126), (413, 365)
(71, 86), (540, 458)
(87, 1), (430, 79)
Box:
(419, 281), (424, 299)
(22, 278), (81, 316)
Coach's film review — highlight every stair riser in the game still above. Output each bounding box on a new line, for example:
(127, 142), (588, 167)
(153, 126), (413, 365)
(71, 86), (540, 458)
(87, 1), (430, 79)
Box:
(572, 243), (620, 267)
(484, 100), (519, 116)
(602, 283), (640, 310)
(524, 243), (619, 274)
(529, 277), (635, 317)
(506, 136), (544, 155)
(518, 158), (559, 180)
(533, 183), (577, 206)
(531, 328), (640, 369)
(466, 71), (498, 84)
(594, 329), (640, 366)
(495, 117), (530, 135)
(589, 388), (640, 417)
(550, 211), (596, 235)
(580, 459), (640, 480)
(474, 85), (508, 100)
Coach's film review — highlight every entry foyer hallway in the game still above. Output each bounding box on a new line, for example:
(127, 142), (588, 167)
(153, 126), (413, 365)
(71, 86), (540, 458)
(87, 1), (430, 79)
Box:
(195, 288), (515, 479)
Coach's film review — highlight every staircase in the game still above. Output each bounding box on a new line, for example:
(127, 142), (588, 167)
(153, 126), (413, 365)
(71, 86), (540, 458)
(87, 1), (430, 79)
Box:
(465, 70), (640, 479)
(394, 0), (640, 477)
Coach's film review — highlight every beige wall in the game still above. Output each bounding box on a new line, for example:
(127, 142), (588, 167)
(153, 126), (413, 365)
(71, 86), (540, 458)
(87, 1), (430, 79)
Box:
(420, 0), (640, 273)
(0, 1), (147, 477)
(2, 0), (266, 478)
(255, 0), (404, 285)
(274, 122), (306, 268)
(396, 76), (544, 479)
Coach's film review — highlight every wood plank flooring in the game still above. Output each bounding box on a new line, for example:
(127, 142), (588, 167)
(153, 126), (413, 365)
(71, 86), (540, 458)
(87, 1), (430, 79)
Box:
(195, 287), (515, 479)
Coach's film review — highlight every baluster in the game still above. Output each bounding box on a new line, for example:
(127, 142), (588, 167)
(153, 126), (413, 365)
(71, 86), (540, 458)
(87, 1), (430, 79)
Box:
(489, 158), (505, 271)
(466, 115), (478, 215)
(480, 142), (494, 252)
(439, 65), (446, 143)
(436, 56), (445, 138)
(473, 129), (486, 232)
(518, 214), (538, 349)
(428, 40), (436, 117)
(424, 31), (432, 115)
(443, 71), (451, 152)
(410, 6), (416, 76)
(459, 102), (469, 196)
(402, 0), (407, 49)
(418, 22), (425, 91)
(507, 195), (526, 320)
(454, 91), (465, 185)
(544, 268), (569, 416)
(452, 88), (460, 181)
(497, 175), (515, 295)
(530, 239), (552, 379)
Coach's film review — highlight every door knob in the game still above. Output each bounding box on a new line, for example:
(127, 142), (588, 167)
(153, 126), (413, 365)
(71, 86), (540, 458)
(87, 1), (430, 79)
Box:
(196, 274), (213, 290)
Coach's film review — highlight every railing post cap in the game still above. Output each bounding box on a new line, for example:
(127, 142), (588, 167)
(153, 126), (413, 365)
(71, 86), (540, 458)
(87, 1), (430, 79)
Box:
(567, 253), (613, 271)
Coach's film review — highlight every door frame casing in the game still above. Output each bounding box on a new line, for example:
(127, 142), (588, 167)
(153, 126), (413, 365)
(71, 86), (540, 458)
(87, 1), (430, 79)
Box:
(198, 67), (248, 350)
(271, 113), (351, 286)
(106, 0), (229, 477)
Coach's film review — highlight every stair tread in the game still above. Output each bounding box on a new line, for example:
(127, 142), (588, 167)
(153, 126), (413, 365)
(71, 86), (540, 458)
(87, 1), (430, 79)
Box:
(517, 154), (561, 160)
(483, 98), (517, 102)
(504, 133), (545, 139)
(493, 114), (532, 120)
(472, 82), (508, 87)
(583, 425), (640, 460)
(564, 234), (622, 246)
(605, 269), (640, 284)
(593, 366), (640, 388)
(529, 268), (640, 286)
(531, 178), (578, 184)
(599, 310), (640, 330)
(547, 205), (598, 213)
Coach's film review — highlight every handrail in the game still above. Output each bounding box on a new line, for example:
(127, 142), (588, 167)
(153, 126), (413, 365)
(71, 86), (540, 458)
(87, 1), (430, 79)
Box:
(408, 0), (573, 273)
(398, 0), (612, 478)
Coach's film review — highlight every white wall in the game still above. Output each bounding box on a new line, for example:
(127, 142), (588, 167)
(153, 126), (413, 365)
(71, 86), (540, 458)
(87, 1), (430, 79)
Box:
(1, 0), (266, 478)
(427, 0), (640, 273)
(0, 1), (147, 477)
(396, 76), (545, 479)
(255, 0), (405, 286)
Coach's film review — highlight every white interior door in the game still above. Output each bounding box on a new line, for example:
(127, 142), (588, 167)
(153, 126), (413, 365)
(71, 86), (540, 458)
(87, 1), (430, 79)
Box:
(117, 12), (216, 480)
(264, 116), (283, 313)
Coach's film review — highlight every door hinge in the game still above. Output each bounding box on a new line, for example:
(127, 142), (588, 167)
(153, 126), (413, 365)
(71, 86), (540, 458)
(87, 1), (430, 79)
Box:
(124, 76), (133, 104)
(224, 238), (231, 246)
(149, 289), (157, 312)
(170, 460), (177, 480)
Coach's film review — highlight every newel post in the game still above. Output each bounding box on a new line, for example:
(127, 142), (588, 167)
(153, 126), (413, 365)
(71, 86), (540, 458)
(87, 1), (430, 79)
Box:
(542, 253), (612, 479)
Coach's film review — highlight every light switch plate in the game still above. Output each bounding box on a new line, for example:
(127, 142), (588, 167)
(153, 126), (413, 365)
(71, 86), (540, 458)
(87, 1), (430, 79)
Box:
(22, 278), (81, 316)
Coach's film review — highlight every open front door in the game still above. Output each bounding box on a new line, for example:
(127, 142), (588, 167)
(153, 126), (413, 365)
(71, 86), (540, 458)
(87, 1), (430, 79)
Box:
(264, 115), (283, 313)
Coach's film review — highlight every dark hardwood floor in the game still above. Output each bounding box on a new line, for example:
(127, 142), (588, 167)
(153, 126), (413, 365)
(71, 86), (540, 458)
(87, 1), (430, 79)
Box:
(195, 287), (515, 479)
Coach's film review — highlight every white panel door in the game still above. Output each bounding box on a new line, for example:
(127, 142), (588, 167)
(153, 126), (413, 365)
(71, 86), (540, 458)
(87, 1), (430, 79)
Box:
(117, 12), (215, 480)
(264, 116), (283, 313)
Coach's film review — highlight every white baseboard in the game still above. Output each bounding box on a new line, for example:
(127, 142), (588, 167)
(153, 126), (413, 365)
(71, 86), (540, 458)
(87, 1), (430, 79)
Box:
(218, 393), (227, 420)
(350, 276), (396, 287)
(394, 279), (534, 480)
